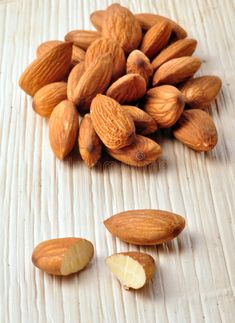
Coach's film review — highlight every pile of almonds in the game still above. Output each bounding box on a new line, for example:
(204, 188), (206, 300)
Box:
(19, 3), (222, 167)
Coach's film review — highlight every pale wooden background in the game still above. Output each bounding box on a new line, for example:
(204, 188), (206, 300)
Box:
(0, 0), (235, 322)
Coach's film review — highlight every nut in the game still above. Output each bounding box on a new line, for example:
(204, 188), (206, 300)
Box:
(64, 30), (101, 50)
(126, 50), (153, 85)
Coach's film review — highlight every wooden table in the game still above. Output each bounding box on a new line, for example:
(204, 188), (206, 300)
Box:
(0, 0), (234, 322)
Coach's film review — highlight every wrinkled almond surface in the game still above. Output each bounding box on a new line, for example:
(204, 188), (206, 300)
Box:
(126, 50), (153, 84)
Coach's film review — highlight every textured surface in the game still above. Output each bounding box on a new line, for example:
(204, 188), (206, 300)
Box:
(0, 0), (235, 322)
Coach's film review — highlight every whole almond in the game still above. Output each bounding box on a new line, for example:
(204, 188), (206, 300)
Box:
(33, 82), (67, 118)
(104, 209), (185, 245)
(90, 94), (135, 150)
(123, 105), (157, 135)
(180, 76), (222, 108)
(140, 20), (172, 59)
(143, 85), (185, 128)
(67, 62), (85, 101)
(152, 38), (197, 71)
(85, 37), (126, 82)
(153, 56), (202, 86)
(107, 135), (161, 167)
(71, 45), (86, 65)
(126, 50), (153, 85)
(78, 114), (102, 167)
(32, 238), (94, 276)
(135, 13), (187, 39)
(49, 100), (79, 159)
(106, 74), (146, 104)
(106, 252), (155, 290)
(36, 40), (63, 57)
(19, 42), (72, 96)
(64, 30), (101, 50)
(102, 4), (142, 54)
(72, 54), (113, 113)
(90, 10), (105, 31)
(173, 109), (218, 151)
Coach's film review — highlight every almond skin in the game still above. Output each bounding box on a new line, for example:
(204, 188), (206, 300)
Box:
(143, 86), (185, 128)
(90, 94), (135, 150)
(173, 109), (218, 151)
(140, 20), (172, 59)
(104, 209), (185, 245)
(71, 45), (86, 65)
(19, 42), (72, 96)
(106, 74), (146, 104)
(102, 4), (142, 54)
(67, 62), (85, 101)
(153, 56), (202, 86)
(123, 105), (157, 135)
(72, 54), (113, 113)
(152, 38), (197, 71)
(135, 13), (187, 39)
(85, 37), (126, 82)
(106, 252), (155, 290)
(107, 135), (161, 167)
(180, 76), (222, 108)
(49, 100), (79, 159)
(126, 50), (153, 85)
(32, 238), (94, 276)
(90, 10), (105, 31)
(64, 30), (101, 50)
(33, 82), (67, 118)
(78, 114), (102, 167)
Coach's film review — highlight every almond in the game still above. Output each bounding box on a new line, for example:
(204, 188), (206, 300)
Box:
(49, 100), (79, 159)
(106, 74), (146, 104)
(72, 54), (113, 113)
(32, 238), (94, 276)
(106, 252), (155, 290)
(173, 109), (218, 151)
(135, 13), (187, 39)
(71, 45), (86, 65)
(152, 38), (197, 71)
(85, 37), (126, 82)
(140, 20), (172, 59)
(123, 105), (157, 135)
(78, 114), (102, 167)
(36, 40), (63, 57)
(90, 94), (135, 150)
(90, 10), (105, 31)
(64, 30), (101, 50)
(107, 135), (161, 167)
(33, 82), (67, 118)
(104, 209), (185, 245)
(102, 4), (142, 54)
(126, 50), (153, 85)
(19, 42), (72, 96)
(153, 56), (202, 86)
(142, 85), (185, 128)
(67, 62), (85, 102)
(180, 76), (222, 108)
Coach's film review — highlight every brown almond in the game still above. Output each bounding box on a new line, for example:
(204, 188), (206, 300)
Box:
(19, 42), (72, 96)
(64, 30), (101, 50)
(33, 82), (67, 118)
(71, 45), (86, 65)
(104, 209), (185, 245)
(107, 135), (161, 167)
(102, 4), (142, 54)
(123, 105), (157, 135)
(36, 40), (63, 57)
(49, 100), (79, 159)
(126, 50), (153, 85)
(106, 74), (146, 104)
(152, 38), (197, 71)
(143, 86), (185, 128)
(153, 56), (202, 86)
(90, 94), (135, 150)
(90, 10), (105, 31)
(85, 37), (126, 82)
(173, 109), (218, 151)
(72, 54), (113, 113)
(78, 114), (102, 167)
(135, 13), (187, 39)
(140, 20), (172, 59)
(180, 76), (222, 108)
(67, 62), (85, 102)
